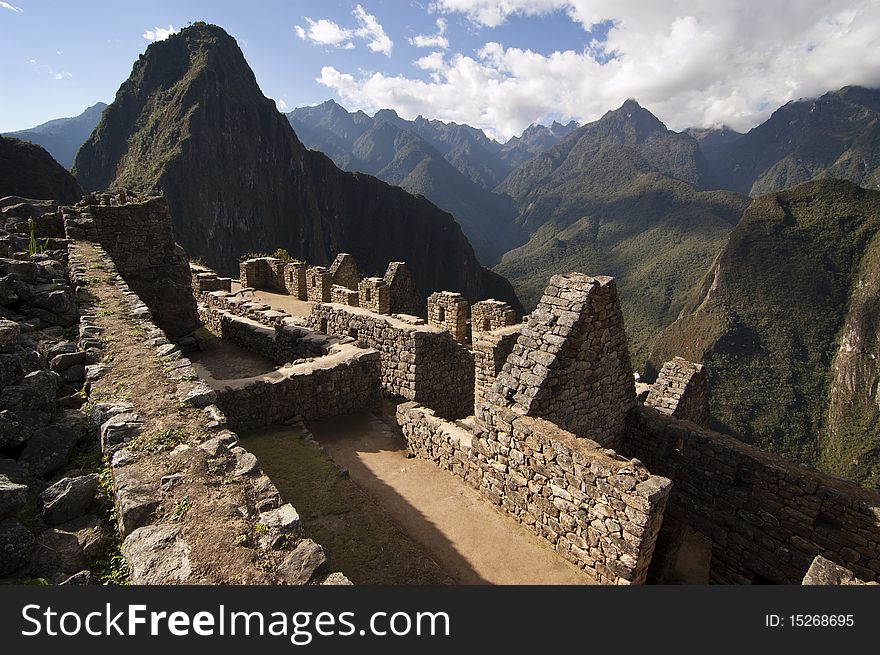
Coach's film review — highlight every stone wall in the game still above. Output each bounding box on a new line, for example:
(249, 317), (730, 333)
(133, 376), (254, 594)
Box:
(284, 262), (308, 300)
(329, 253), (360, 290)
(215, 343), (381, 430)
(473, 325), (521, 409)
(191, 265), (232, 294)
(62, 193), (200, 338)
(306, 267), (331, 303)
(397, 402), (672, 584)
(644, 357), (709, 427)
(331, 285), (359, 307)
(199, 304), (329, 366)
(428, 291), (469, 344)
(471, 300), (516, 338)
(623, 405), (880, 584)
(384, 262), (421, 317)
(309, 303), (474, 419)
(486, 274), (635, 451)
(359, 278), (390, 314)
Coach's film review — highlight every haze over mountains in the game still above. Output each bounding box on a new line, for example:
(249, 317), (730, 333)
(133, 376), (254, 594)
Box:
(3, 102), (107, 170)
(5, 21), (880, 486)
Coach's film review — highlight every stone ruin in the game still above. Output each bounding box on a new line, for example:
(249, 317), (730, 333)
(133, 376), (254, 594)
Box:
(7, 186), (874, 587)
(62, 192), (200, 338)
(428, 291), (470, 344)
(644, 356), (709, 427)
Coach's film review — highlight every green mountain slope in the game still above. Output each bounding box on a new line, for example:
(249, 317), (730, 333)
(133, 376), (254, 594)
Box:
(649, 179), (880, 487)
(0, 136), (82, 204)
(494, 100), (747, 367)
(73, 23), (521, 312)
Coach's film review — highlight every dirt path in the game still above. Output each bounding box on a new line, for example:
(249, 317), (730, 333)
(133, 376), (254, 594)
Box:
(306, 410), (594, 585)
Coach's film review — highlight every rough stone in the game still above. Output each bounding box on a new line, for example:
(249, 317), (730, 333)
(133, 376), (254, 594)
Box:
(0, 518), (33, 576)
(32, 515), (109, 583)
(122, 524), (192, 584)
(0, 475), (28, 519)
(40, 474), (99, 526)
(277, 538), (327, 585)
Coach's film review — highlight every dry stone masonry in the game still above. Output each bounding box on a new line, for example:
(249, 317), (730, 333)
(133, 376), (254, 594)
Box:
(328, 253), (360, 290)
(308, 303), (474, 419)
(471, 299), (517, 337)
(428, 291), (469, 344)
(384, 262), (421, 317)
(623, 405), (880, 584)
(62, 193), (200, 338)
(359, 278), (390, 314)
(486, 274), (635, 451)
(473, 325), (521, 409)
(644, 357), (709, 427)
(306, 266), (332, 303)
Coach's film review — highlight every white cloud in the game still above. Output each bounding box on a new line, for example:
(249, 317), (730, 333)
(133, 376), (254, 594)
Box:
(56, 50), (63, 55)
(0, 2), (23, 13)
(143, 24), (178, 42)
(54, 71), (72, 80)
(295, 4), (393, 56)
(320, 0), (880, 139)
(410, 18), (449, 49)
(295, 18), (354, 48)
(276, 98), (289, 111)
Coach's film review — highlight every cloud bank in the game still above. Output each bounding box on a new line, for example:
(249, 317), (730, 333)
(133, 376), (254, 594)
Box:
(317, 0), (880, 140)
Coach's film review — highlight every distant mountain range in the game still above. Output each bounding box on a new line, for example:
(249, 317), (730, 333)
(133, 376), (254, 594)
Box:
(3, 102), (107, 169)
(71, 23), (521, 312)
(287, 102), (578, 263)
(694, 86), (880, 196)
(7, 22), (880, 486)
(494, 99), (749, 367)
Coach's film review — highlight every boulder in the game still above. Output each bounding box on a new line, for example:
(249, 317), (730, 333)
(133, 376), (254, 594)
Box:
(0, 408), (52, 450)
(100, 412), (143, 452)
(277, 538), (327, 585)
(0, 474), (28, 519)
(0, 318), (20, 350)
(18, 415), (84, 477)
(0, 369), (59, 412)
(0, 518), (34, 576)
(32, 515), (110, 583)
(49, 351), (85, 373)
(113, 468), (159, 537)
(40, 474), (99, 526)
(0, 353), (23, 388)
(122, 524), (192, 584)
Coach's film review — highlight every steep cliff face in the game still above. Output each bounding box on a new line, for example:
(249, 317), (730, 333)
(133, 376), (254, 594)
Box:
(822, 231), (880, 487)
(73, 23), (521, 312)
(649, 179), (880, 487)
(0, 136), (82, 204)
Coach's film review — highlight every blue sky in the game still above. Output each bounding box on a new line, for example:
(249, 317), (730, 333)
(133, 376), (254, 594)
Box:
(2, 1), (879, 139)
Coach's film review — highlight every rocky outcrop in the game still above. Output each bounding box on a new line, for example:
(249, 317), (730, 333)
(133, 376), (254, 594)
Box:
(73, 23), (521, 312)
